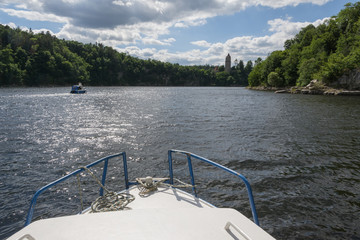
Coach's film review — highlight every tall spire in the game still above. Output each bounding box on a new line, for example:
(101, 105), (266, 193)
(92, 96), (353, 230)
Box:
(225, 53), (231, 73)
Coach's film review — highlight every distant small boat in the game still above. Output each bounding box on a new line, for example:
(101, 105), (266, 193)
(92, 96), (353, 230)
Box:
(70, 83), (86, 94)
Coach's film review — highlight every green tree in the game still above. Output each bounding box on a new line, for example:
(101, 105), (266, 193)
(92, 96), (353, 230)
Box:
(337, 2), (360, 33)
(298, 58), (319, 86)
(282, 48), (300, 86)
(244, 60), (253, 76)
(248, 61), (264, 87)
(267, 71), (283, 87)
(215, 71), (230, 86)
(0, 46), (22, 85)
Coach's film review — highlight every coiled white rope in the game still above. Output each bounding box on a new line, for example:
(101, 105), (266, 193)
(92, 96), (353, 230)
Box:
(91, 191), (135, 213)
(79, 166), (135, 213)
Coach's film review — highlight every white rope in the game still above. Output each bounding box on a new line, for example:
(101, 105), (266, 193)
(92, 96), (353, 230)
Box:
(91, 191), (135, 213)
(79, 166), (135, 213)
(77, 166), (194, 212)
(136, 176), (194, 197)
(136, 177), (168, 197)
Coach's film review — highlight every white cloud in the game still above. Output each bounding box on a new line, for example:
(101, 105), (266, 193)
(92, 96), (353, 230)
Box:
(267, 17), (329, 35)
(55, 20), (176, 47)
(253, 0), (331, 8)
(56, 24), (142, 45)
(0, 8), (68, 23)
(174, 18), (207, 28)
(4, 22), (18, 29)
(164, 38), (176, 43)
(112, 0), (133, 7)
(0, 1), (44, 12)
(62, 0), (86, 4)
(142, 37), (173, 46)
(32, 28), (55, 35)
(191, 40), (212, 48)
(14, 4), (28, 9)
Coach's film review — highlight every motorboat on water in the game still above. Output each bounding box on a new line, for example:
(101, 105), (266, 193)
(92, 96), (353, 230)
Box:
(70, 83), (86, 94)
(7, 150), (275, 240)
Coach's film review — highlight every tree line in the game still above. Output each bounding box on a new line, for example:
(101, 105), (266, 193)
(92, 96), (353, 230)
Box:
(248, 2), (360, 88)
(0, 25), (252, 87)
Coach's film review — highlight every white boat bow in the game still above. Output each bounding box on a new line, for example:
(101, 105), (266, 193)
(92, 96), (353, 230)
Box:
(7, 150), (276, 240)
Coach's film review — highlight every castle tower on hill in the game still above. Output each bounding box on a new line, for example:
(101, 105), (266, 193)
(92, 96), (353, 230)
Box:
(225, 53), (231, 73)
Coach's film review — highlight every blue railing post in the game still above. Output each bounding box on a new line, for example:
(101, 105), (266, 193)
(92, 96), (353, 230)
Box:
(168, 150), (174, 185)
(25, 191), (41, 226)
(122, 152), (129, 189)
(242, 178), (259, 225)
(100, 158), (109, 196)
(186, 154), (197, 197)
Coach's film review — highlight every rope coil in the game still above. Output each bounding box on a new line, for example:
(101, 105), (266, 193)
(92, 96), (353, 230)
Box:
(91, 191), (135, 212)
(79, 166), (135, 213)
(136, 177), (168, 197)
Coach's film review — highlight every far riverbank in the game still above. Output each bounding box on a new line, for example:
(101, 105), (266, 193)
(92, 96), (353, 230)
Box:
(248, 80), (360, 96)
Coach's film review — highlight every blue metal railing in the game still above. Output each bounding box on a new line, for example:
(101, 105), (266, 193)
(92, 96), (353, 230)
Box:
(24, 152), (128, 226)
(25, 150), (259, 227)
(168, 149), (260, 226)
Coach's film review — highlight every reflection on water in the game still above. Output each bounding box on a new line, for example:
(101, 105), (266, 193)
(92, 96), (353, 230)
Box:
(0, 87), (359, 239)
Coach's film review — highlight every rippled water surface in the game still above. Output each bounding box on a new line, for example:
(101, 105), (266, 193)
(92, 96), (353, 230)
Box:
(1, 87), (359, 239)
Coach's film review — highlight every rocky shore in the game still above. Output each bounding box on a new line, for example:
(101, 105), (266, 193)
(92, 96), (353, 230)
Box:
(249, 69), (360, 96)
(249, 79), (360, 96)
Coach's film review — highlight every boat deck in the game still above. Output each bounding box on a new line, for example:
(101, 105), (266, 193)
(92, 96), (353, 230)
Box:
(8, 186), (275, 240)
(120, 186), (215, 209)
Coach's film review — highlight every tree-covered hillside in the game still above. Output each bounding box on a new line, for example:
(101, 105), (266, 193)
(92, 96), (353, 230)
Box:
(248, 2), (360, 89)
(0, 25), (252, 87)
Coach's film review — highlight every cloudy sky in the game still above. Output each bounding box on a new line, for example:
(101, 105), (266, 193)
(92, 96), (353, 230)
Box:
(0, 0), (356, 66)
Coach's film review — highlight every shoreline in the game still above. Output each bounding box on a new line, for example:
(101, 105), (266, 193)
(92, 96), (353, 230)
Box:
(248, 85), (360, 96)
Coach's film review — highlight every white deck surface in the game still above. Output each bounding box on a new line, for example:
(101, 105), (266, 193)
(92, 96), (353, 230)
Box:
(8, 186), (276, 240)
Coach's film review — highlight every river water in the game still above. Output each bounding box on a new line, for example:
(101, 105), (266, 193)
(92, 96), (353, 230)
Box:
(0, 87), (359, 239)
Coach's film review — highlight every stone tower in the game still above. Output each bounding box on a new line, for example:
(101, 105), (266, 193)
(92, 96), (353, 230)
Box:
(225, 53), (231, 73)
